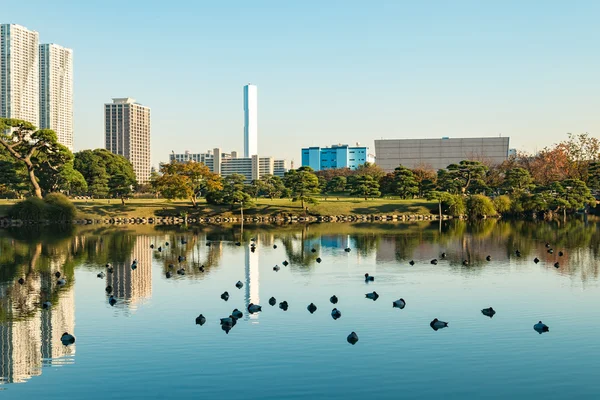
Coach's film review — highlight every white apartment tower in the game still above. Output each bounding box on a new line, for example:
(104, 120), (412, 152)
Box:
(0, 24), (39, 125)
(243, 84), (258, 158)
(39, 44), (73, 150)
(104, 98), (151, 183)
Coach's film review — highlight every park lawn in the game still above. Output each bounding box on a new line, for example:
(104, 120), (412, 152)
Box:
(0, 197), (437, 220)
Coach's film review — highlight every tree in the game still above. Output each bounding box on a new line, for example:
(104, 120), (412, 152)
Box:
(561, 133), (600, 181)
(284, 167), (320, 209)
(256, 175), (286, 199)
(153, 173), (191, 200)
(411, 165), (437, 197)
(0, 119), (72, 198)
(74, 149), (136, 198)
(588, 162), (600, 192)
(325, 176), (347, 194)
(391, 165), (419, 198)
(355, 162), (386, 180)
(425, 190), (451, 218)
(349, 175), (381, 200)
(109, 173), (134, 205)
(502, 167), (534, 194)
(450, 160), (488, 194)
(436, 169), (461, 194)
(246, 180), (260, 199)
(521, 146), (571, 185)
(153, 161), (222, 207)
(314, 168), (353, 182)
(38, 161), (88, 195)
(207, 174), (252, 208)
(0, 146), (29, 197)
(378, 173), (395, 196)
(438, 160), (488, 195)
(560, 179), (595, 212)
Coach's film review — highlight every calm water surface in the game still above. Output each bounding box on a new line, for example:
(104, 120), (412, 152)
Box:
(1, 219), (600, 399)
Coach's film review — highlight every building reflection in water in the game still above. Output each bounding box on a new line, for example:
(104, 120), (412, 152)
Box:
(244, 245), (260, 321)
(0, 261), (75, 385)
(106, 236), (152, 309)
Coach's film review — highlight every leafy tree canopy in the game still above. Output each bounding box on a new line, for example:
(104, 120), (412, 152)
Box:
(0, 118), (73, 198)
(284, 167), (321, 209)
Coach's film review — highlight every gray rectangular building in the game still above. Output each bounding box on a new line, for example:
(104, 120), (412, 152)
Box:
(374, 137), (509, 172)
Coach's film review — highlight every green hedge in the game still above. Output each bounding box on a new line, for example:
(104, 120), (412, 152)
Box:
(8, 193), (76, 222)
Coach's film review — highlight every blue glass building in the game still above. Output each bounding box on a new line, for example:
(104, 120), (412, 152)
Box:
(301, 144), (373, 171)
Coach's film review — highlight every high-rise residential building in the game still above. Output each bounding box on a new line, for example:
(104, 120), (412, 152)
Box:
(374, 137), (510, 172)
(301, 144), (375, 171)
(243, 84), (258, 158)
(104, 98), (151, 183)
(39, 43), (73, 150)
(0, 24), (39, 125)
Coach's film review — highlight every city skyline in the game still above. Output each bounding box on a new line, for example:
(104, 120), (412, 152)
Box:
(3, 1), (600, 169)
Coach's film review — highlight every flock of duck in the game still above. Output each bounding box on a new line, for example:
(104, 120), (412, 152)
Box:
(23, 238), (560, 347)
(187, 239), (556, 342)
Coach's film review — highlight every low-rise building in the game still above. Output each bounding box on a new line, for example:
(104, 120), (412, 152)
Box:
(301, 143), (375, 171)
(169, 149), (288, 182)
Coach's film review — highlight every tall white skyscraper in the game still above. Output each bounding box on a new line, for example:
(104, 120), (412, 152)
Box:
(243, 84), (258, 158)
(0, 24), (39, 125)
(105, 98), (151, 183)
(39, 44), (73, 150)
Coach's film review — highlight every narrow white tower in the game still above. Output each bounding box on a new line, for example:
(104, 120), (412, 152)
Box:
(243, 84), (258, 158)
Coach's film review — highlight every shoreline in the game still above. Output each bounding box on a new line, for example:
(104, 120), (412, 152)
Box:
(0, 212), (452, 227)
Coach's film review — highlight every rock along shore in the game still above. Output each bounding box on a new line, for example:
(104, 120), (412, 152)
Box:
(0, 213), (454, 227)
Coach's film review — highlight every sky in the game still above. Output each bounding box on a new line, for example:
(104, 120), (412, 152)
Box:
(4, 0), (600, 168)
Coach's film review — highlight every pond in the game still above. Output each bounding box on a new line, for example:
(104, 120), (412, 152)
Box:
(1, 219), (599, 399)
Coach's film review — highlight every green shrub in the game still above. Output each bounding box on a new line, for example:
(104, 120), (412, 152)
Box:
(493, 195), (511, 214)
(7, 197), (47, 220)
(467, 195), (496, 218)
(443, 194), (466, 217)
(44, 193), (77, 221)
(7, 193), (76, 222)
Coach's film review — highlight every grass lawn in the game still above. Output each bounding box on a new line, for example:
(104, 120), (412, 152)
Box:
(0, 197), (437, 220)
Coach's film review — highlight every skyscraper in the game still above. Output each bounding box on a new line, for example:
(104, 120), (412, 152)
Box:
(39, 44), (73, 150)
(104, 98), (151, 183)
(0, 24), (39, 125)
(243, 84), (258, 158)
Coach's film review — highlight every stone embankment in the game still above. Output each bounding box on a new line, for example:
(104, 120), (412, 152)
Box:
(0, 213), (451, 226)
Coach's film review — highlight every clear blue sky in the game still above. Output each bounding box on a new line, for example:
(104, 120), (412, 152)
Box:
(5, 0), (600, 167)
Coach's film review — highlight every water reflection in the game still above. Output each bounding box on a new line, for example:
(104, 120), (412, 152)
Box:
(244, 246), (260, 321)
(106, 236), (152, 310)
(0, 218), (599, 388)
(0, 271), (75, 384)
